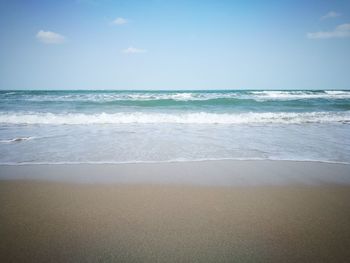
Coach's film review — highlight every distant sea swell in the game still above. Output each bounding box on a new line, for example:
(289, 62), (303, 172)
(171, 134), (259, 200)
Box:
(2, 90), (350, 102)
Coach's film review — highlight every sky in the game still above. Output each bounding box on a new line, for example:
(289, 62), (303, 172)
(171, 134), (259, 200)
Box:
(0, 0), (350, 90)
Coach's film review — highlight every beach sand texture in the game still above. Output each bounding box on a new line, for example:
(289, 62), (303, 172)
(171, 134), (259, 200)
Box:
(1, 161), (350, 262)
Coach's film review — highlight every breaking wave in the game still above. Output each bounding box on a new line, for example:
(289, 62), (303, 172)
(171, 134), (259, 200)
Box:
(1, 90), (350, 103)
(1, 111), (349, 125)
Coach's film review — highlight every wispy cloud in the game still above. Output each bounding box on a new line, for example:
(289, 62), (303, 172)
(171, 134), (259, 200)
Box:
(113, 17), (128, 25)
(307, 24), (350, 39)
(321, 11), (341, 20)
(36, 30), (66, 44)
(122, 46), (147, 54)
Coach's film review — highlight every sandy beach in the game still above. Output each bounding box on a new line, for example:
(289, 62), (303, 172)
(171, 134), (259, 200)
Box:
(2, 0), (350, 261)
(1, 161), (350, 262)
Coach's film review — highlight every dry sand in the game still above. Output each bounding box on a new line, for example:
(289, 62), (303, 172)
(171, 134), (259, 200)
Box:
(1, 161), (350, 262)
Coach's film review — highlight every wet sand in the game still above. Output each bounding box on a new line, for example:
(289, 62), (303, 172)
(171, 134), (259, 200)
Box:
(1, 161), (350, 262)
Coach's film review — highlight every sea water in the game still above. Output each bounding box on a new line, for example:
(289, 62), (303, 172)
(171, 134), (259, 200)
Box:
(0, 90), (349, 164)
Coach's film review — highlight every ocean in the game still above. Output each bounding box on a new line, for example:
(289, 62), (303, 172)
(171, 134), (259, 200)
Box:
(0, 90), (349, 164)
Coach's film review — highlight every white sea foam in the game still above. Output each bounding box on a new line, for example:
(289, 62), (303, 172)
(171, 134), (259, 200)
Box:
(324, 90), (350, 95)
(9, 92), (235, 102)
(251, 90), (350, 100)
(0, 136), (34, 143)
(0, 111), (349, 125)
(2, 90), (350, 102)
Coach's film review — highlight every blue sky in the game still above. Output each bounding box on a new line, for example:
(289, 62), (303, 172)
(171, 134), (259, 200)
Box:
(0, 0), (350, 90)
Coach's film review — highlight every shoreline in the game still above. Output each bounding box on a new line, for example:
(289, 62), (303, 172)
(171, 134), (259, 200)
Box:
(1, 157), (350, 165)
(1, 159), (350, 186)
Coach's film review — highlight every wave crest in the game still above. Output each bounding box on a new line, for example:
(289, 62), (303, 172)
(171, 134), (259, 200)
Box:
(2, 90), (350, 103)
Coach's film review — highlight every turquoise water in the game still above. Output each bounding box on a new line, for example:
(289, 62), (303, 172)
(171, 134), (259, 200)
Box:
(1, 90), (350, 115)
(0, 90), (350, 163)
